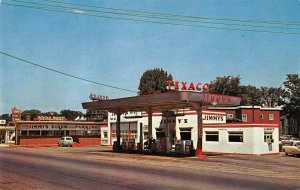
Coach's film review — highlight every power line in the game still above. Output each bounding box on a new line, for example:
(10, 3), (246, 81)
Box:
(36, 0), (300, 27)
(0, 51), (137, 93)
(2, 2), (300, 35)
(9, 0), (300, 31)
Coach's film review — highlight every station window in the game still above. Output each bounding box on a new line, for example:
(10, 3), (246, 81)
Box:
(180, 128), (191, 140)
(156, 129), (165, 138)
(143, 132), (148, 140)
(205, 131), (219, 142)
(112, 130), (116, 138)
(269, 114), (274, 121)
(242, 114), (247, 122)
(227, 114), (233, 119)
(228, 131), (243, 142)
(260, 114), (264, 120)
(121, 130), (128, 139)
(130, 130), (137, 139)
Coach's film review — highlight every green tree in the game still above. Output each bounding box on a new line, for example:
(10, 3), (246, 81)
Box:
(239, 85), (261, 106)
(138, 68), (173, 95)
(209, 76), (241, 96)
(0, 114), (12, 123)
(60, 109), (83, 121)
(21, 109), (42, 120)
(259, 87), (287, 108)
(283, 74), (300, 136)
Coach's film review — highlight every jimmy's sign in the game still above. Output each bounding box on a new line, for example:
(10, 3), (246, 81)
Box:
(167, 80), (211, 92)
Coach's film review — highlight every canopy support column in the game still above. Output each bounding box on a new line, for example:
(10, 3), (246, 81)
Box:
(116, 109), (121, 151)
(190, 102), (207, 158)
(148, 107), (152, 139)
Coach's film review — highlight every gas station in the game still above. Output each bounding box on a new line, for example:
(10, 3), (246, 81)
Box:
(82, 91), (242, 157)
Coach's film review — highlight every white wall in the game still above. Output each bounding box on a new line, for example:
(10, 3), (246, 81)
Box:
(107, 112), (279, 155)
(203, 127), (279, 154)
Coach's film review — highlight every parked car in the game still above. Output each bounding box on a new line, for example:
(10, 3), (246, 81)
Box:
(58, 137), (73, 147)
(284, 141), (300, 157)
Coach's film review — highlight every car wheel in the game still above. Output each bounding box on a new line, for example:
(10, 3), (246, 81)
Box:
(296, 154), (300, 158)
(285, 152), (288, 156)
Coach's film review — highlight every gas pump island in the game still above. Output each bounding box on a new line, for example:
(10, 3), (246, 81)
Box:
(82, 81), (241, 157)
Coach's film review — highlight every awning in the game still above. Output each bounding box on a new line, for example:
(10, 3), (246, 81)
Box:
(82, 91), (241, 113)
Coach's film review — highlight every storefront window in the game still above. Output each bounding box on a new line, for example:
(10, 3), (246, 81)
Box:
(143, 132), (148, 140)
(180, 128), (191, 140)
(156, 129), (165, 138)
(130, 130), (137, 139)
(112, 130), (116, 138)
(20, 130), (27, 136)
(228, 131), (243, 142)
(29, 131), (40, 136)
(54, 131), (64, 136)
(41, 131), (52, 136)
(121, 130), (128, 139)
(205, 131), (219, 142)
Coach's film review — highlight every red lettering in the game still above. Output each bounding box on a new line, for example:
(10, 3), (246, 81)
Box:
(216, 95), (220, 103)
(167, 80), (172, 89)
(196, 82), (202, 90)
(188, 82), (195, 90)
(227, 97), (231, 103)
(203, 83), (210, 91)
(221, 96), (226, 103)
(174, 81), (179, 90)
(181, 82), (187, 90)
(211, 95), (215, 102)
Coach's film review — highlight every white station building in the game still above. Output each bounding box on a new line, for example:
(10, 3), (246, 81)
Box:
(103, 108), (279, 155)
(83, 91), (280, 156)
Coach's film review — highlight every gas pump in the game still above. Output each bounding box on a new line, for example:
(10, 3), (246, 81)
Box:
(184, 140), (193, 156)
(128, 138), (136, 151)
(121, 138), (128, 150)
(175, 140), (184, 155)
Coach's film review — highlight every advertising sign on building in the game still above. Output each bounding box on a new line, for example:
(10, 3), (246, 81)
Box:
(20, 124), (101, 131)
(0, 120), (6, 125)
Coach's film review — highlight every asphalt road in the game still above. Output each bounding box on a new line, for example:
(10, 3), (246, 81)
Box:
(0, 146), (299, 190)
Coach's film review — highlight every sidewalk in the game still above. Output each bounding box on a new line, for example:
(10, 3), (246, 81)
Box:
(0, 144), (10, 148)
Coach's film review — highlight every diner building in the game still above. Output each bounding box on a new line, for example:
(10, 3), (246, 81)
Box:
(15, 121), (107, 146)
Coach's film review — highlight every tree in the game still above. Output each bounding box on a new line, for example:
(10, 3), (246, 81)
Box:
(138, 68), (173, 95)
(60, 109), (83, 121)
(283, 74), (300, 136)
(239, 85), (261, 106)
(209, 76), (241, 96)
(21, 109), (42, 120)
(0, 114), (12, 123)
(259, 87), (287, 108)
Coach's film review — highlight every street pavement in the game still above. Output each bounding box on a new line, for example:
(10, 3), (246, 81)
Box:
(0, 146), (299, 190)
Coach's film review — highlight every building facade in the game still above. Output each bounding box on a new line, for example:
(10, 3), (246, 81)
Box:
(103, 106), (280, 155)
(15, 121), (107, 146)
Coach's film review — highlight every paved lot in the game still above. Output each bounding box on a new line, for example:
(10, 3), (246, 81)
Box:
(0, 146), (299, 190)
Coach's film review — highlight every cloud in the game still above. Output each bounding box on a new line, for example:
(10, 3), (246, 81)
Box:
(72, 9), (83, 14)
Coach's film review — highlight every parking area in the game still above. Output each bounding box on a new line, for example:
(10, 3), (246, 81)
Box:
(1, 146), (299, 190)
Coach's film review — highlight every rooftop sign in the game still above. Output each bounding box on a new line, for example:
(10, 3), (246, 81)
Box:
(167, 80), (211, 92)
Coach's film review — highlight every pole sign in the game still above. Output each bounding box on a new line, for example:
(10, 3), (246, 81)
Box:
(89, 93), (109, 101)
(167, 80), (211, 92)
